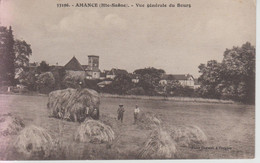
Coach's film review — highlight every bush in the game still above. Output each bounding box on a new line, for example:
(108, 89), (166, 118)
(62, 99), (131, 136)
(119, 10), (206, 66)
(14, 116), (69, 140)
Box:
(36, 72), (55, 94)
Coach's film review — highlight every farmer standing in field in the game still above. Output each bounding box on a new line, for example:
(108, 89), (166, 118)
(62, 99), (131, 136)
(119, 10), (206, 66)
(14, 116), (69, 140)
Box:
(117, 104), (125, 123)
(134, 104), (140, 124)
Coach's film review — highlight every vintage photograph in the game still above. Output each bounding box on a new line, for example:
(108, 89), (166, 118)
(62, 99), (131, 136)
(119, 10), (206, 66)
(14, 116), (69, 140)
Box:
(0, 0), (256, 160)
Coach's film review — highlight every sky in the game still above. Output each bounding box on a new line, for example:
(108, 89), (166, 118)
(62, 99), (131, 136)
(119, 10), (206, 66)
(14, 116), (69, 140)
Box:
(0, 0), (256, 77)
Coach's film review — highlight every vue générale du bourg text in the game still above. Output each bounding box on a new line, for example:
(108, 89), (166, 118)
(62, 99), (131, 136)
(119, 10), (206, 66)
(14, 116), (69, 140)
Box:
(56, 2), (192, 8)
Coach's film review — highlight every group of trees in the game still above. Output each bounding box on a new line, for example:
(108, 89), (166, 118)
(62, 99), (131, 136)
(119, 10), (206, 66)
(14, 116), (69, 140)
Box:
(0, 26), (32, 86)
(100, 67), (197, 97)
(198, 42), (255, 104)
(18, 63), (66, 93)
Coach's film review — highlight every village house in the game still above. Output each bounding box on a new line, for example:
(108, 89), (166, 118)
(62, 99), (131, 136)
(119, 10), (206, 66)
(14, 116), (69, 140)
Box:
(106, 68), (128, 79)
(159, 74), (195, 88)
(129, 73), (141, 83)
(193, 78), (201, 89)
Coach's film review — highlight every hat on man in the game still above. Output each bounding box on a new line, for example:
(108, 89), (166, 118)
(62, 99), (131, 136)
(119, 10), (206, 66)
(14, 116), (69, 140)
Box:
(119, 103), (124, 106)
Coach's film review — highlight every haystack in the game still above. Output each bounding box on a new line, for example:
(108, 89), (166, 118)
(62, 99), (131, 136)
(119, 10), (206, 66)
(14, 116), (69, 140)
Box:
(74, 120), (115, 144)
(138, 128), (177, 159)
(137, 112), (162, 129)
(170, 125), (207, 147)
(0, 113), (25, 136)
(14, 125), (53, 159)
(47, 88), (100, 122)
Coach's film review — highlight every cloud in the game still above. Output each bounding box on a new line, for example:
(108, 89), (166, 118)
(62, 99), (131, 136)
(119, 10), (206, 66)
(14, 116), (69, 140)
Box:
(46, 10), (127, 33)
(104, 14), (127, 30)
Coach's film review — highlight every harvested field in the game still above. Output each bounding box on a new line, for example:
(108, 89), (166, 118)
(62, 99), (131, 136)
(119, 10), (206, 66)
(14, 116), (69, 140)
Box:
(0, 94), (255, 159)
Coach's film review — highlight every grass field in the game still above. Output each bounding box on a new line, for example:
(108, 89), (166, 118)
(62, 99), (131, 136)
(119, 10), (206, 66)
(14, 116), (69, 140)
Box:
(0, 94), (255, 160)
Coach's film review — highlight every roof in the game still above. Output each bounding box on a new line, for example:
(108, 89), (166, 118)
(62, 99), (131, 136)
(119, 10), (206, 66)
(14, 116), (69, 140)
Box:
(100, 72), (106, 77)
(88, 55), (99, 58)
(161, 74), (194, 80)
(64, 57), (84, 71)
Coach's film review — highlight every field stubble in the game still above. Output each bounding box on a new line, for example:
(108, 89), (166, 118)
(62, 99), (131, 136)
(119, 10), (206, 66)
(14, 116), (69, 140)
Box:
(0, 94), (255, 159)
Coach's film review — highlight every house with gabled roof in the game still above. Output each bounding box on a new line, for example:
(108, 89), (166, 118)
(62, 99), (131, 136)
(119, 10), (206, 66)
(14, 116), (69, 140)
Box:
(159, 74), (195, 88)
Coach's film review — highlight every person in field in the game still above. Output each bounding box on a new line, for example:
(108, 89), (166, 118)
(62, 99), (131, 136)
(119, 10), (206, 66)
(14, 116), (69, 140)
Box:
(117, 104), (125, 123)
(92, 108), (99, 120)
(134, 104), (140, 124)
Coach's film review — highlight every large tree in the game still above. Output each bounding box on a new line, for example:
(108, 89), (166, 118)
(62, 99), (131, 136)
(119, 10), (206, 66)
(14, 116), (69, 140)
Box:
(198, 60), (223, 99)
(134, 67), (165, 95)
(14, 39), (32, 79)
(14, 40), (32, 66)
(0, 26), (15, 85)
(38, 61), (50, 73)
(104, 73), (133, 95)
(198, 42), (255, 103)
(220, 42), (255, 103)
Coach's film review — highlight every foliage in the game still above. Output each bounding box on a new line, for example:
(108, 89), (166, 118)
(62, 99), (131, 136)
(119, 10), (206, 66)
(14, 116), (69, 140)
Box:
(38, 61), (50, 73)
(50, 66), (66, 90)
(62, 71), (85, 89)
(36, 72), (55, 94)
(134, 67), (165, 95)
(18, 69), (39, 91)
(14, 39), (32, 69)
(198, 60), (223, 99)
(85, 79), (101, 91)
(134, 67), (165, 77)
(198, 42), (255, 103)
(13, 39), (32, 80)
(0, 26), (15, 85)
(103, 74), (134, 95)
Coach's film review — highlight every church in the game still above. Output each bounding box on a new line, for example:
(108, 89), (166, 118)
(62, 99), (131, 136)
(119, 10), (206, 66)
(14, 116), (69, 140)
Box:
(64, 55), (101, 79)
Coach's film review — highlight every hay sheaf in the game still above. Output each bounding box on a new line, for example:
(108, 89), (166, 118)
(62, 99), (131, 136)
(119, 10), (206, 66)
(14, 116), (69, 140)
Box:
(47, 88), (100, 122)
(137, 112), (162, 129)
(0, 113), (25, 136)
(14, 125), (53, 159)
(74, 120), (115, 144)
(170, 125), (207, 147)
(138, 128), (177, 159)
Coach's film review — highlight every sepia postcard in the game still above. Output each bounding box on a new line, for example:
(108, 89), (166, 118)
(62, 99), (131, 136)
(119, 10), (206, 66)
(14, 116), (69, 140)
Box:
(0, 0), (257, 161)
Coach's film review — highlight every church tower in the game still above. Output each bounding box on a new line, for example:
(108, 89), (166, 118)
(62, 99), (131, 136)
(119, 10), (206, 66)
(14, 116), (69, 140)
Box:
(88, 55), (99, 71)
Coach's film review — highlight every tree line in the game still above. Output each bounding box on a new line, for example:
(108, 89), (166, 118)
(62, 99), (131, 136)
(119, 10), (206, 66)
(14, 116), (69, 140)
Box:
(0, 26), (255, 104)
